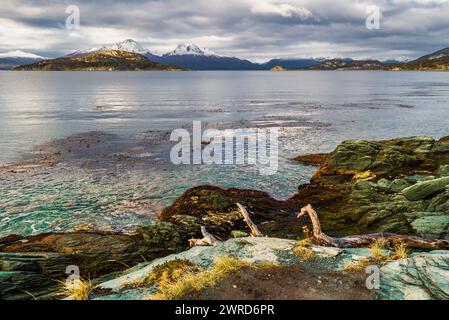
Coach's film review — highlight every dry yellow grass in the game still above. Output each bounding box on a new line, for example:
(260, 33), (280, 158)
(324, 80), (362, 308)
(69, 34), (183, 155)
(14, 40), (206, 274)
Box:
(353, 170), (377, 182)
(344, 240), (411, 272)
(57, 277), (92, 300)
(343, 257), (371, 272)
(390, 242), (409, 260)
(149, 257), (254, 300)
(369, 238), (388, 261)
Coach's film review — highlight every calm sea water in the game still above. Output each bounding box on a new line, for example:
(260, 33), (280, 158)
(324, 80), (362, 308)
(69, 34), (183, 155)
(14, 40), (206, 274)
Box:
(1, 71), (449, 236)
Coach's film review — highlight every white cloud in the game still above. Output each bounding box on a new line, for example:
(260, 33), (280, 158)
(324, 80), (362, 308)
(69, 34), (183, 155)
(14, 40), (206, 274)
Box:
(250, 1), (313, 19)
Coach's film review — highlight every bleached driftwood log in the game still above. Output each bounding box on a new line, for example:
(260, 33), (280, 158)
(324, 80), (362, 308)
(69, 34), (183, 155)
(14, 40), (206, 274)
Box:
(188, 226), (220, 247)
(298, 204), (449, 250)
(237, 203), (264, 237)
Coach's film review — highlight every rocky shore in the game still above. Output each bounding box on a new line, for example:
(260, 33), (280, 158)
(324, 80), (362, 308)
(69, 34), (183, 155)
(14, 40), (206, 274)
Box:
(1, 135), (449, 300)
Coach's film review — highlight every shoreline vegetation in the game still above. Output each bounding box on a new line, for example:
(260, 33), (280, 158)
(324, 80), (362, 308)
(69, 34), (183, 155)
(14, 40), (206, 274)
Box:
(1, 134), (448, 300)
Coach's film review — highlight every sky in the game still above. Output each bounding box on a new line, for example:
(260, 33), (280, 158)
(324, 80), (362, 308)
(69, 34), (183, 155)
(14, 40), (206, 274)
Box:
(1, 0), (449, 61)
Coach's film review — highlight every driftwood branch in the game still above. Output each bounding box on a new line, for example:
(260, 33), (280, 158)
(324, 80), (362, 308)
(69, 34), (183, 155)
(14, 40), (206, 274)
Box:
(298, 204), (449, 250)
(188, 226), (220, 247)
(237, 203), (264, 237)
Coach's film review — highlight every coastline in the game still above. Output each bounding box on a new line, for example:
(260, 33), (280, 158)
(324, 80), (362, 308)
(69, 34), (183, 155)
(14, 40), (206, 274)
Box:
(1, 133), (449, 299)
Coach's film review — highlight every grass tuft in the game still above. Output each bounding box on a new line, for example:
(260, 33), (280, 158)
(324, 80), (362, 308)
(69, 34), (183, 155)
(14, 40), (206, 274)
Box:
(344, 240), (411, 272)
(369, 238), (388, 261)
(390, 242), (409, 260)
(57, 277), (92, 300)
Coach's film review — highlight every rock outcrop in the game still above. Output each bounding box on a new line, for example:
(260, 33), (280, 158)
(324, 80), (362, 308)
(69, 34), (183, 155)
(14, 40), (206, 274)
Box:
(0, 222), (196, 299)
(161, 136), (449, 239)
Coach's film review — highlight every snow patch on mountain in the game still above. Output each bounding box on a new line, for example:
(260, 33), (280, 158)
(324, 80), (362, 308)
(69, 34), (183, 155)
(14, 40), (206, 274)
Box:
(107, 39), (148, 54)
(0, 50), (46, 59)
(165, 43), (218, 57)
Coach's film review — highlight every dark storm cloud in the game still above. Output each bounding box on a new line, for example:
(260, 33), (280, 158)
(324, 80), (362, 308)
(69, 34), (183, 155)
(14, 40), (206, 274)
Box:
(1, 0), (449, 60)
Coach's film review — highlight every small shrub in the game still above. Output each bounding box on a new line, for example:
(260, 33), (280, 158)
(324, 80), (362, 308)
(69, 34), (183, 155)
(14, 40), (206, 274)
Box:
(293, 246), (315, 260)
(296, 239), (313, 247)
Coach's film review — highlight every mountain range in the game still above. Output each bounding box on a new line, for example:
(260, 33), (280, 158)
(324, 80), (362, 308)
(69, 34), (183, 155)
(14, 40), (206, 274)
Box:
(4, 39), (325, 71)
(3, 39), (449, 71)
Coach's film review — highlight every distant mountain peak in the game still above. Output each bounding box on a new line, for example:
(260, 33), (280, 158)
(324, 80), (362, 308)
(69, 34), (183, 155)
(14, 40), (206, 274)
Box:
(0, 50), (46, 59)
(107, 39), (148, 54)
(165, 43), (218, 57)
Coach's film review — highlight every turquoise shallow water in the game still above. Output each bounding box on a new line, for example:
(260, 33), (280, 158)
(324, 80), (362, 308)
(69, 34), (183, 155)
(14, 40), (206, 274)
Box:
(1, 71), (449, 237)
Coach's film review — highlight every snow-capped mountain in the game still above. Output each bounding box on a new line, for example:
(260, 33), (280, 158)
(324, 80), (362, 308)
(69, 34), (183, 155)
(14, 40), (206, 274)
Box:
(66, 47), (102, 58)
(66, 39), (151, 57)
(164, 43), (218, 57)
(107, 39), (148, 54)
(0, 50), (46, 59)
(0, 50), (46, 70)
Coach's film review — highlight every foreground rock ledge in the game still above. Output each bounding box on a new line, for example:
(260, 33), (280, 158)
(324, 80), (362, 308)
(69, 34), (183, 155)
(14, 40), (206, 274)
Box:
(93, 237), (449, 300)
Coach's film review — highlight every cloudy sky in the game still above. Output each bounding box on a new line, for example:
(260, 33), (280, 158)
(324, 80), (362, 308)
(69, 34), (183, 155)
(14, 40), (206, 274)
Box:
(1, 0), (449, 61)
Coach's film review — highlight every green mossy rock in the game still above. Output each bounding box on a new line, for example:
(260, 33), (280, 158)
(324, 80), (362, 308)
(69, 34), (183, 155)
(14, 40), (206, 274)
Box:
(402, 176), (449, 201)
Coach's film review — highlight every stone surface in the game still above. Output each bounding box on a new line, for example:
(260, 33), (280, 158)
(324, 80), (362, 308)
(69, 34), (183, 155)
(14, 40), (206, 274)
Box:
(379, 251), (449, 300)
(402, 176), (449, 201)
(410, 215), (449, 239)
